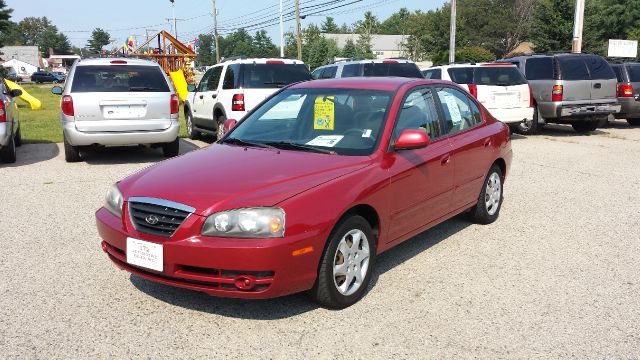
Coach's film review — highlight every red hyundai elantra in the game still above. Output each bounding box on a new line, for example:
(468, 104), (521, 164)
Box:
(97, 77), (512, 309)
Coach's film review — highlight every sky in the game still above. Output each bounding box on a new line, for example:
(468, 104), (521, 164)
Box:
(6, 0), (446, 50)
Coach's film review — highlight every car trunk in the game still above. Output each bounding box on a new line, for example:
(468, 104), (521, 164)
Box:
(477, 85), (529, 109)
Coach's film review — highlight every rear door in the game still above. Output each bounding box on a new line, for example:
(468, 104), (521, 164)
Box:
(524, 57), (556, 104)
(584, 56), (617, 101)
(474, 65), (529, 111)
(557, 56), (591, 102)
(70, 64), (173, 132)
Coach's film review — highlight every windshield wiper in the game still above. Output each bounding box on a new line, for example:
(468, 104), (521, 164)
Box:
(264, 141), (336, 154)
(129, 86), (161, 91)
(222, 137), (278, 150)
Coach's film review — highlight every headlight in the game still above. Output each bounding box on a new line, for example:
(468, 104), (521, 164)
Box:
(104, 183), (124, 218)
(201, 207), (285, 238)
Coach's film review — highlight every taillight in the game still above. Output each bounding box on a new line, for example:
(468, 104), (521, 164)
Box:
(61, 95), (74, 116)
(468, 84), (478, 98)
(618, 84), (633, 97)
(0, 101), (6, 123)
(170, 94), (179, 114)
(528, 85), (534, 107)
(232, 94), (245, 111)
(551, 85), (563, 102)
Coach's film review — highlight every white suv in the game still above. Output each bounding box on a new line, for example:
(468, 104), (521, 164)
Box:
(185, 58), (311, 140)
(422, 63), (534, 134)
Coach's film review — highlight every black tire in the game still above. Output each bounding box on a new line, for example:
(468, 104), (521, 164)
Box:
(627, 118), (640, 126)
(309, 215), (376, 309)
(14, 126), (22, 147)
(513, 106), (540, 135)
(162, 138), (180, 158)
(571, 121), (598, 133)
(596, 116), (609, 128)
(63, 133), (81, 162)
(185, 111), (199, 140)
(468, 164), (504, 225)
(0, 132), (17, 163)
(216, 115), (226, 141)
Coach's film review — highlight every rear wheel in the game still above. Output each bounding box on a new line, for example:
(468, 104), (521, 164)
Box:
(14, 126), (22, 147)
(571, 121), (598, 133)
(468, 165), (503, 224)
(63, 133), (81, 162)
(185, 111), (199, 140)
(513, 107), (539, 135)
(627, 118), (640, 126)
(0, 133), (17, 163)
(216, 115), (226, 141)
(309, 215), (375, 309)
(162, 138), (180, 158)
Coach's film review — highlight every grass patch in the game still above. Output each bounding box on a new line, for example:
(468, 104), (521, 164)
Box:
(16, 84), (187, 144)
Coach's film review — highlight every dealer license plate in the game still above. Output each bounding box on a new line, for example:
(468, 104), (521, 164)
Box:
(126, 237), (163, 272)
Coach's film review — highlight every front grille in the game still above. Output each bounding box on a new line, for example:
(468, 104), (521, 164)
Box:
(128, 198), (193, 237)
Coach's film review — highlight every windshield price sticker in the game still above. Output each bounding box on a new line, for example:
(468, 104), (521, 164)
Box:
(314, 96), (335, 130)
(306, 135), (343, 147)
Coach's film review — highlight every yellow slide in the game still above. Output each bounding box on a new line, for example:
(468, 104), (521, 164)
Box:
(5, 79), (42, 110)
(169, 69), (188, 102)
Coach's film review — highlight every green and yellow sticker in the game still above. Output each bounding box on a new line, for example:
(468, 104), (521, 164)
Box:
(314, 96), (335, 130)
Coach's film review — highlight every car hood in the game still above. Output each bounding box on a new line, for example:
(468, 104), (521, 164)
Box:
(119, 143), (372, 216)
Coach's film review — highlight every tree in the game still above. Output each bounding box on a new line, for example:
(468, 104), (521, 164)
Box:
(355, 33), (375, 59)
(16, 17), (70, 56)
(321, 17), (339, 33)
(341, 39), (357, 58)
(41, 27), (70, 55)
(431, 46), (496, 65)
(220, 29), (254, 58)
(339, 23), (350, 33)
(354, 11), (380, 35)
(530, 0), (575, 53)
(253, 30), (278, 58)
(0, 0), (13, 47)
(87, 28), (111, 54)
(378, 8), (411, 35)
(197, 34), (215, 66)
(405, 6), (453, 61)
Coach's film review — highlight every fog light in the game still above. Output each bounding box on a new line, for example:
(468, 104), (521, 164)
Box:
(234, 275), (255, 290)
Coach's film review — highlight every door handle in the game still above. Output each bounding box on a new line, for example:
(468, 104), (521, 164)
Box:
(484, 138), (492, 147)
(593, 83), (602, 89)
(199, 95), (204, 99)
(440, 154), (451, 165)
(212, 94), (217, 99)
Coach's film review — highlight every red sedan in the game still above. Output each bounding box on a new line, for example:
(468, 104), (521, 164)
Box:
(97, 77), (512, 309)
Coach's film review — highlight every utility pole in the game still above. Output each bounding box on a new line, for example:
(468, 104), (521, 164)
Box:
(213, 0), (220, 63)
(279, 0), (284, 57)
(295, 0), (302, 60)
(449, 0), (456, 64)
(571, 0), (585, 53)
(170, 0), (178, 38)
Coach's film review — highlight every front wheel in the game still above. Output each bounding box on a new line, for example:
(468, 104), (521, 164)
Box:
(216, 115), (226, 141)
(468, 165), (504, 224)
(309, 215), (375, 309)
(571, 121), (598, 133)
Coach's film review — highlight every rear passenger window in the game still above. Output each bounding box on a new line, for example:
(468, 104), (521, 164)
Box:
(435, 87), (480, 135)
(525, 58), (554, 80)
(611, 66), (624, 82)
(422, 69), (441, 79)
(341, 64), (361, 77)
(321, 66), (337, 79)
(626, 65), (640, 82)
(585, 56), (615, 80)
(447, 68), (474, 84)
(558, 57), (590, 80)
(223, 65), (240, 89)
(311, 68), (322, 79)
(394, 88), (442, 139)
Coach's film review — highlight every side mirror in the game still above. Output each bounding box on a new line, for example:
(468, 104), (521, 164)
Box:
(9, 89), (22, 97)
(394, 129), (430, 150)
(51, 86), (63, 95)
(187, 84), (196, 92)
(223, 118), (238, 134)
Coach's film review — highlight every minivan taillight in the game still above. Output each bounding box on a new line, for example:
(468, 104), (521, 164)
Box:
(618, 84), (634, 97)
(529, 85), (534, 107)
(61, 95), (74, 116)
(232, 94), (245, 111)
(0, 101), (6, 123)
(468, 84), (478, 98)
(170, 94), (179, 114)
(551, 85), (563, 102)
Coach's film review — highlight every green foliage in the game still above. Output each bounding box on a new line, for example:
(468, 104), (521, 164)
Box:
(252, 30), (278, 58)
(530, 0), (575, 53)
(378, 8), (411, 35)
(12, 17), (71, 56)
(197, 34), (215, 66)
(321, 17), (339, 33)
(86, 28), (111, 54)
(0, 0), (13, 47)
(341, 39), (357, 58)
(432, 46), (496, 65)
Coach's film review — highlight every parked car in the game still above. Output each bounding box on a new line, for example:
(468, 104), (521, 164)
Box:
(31, 71), (64, 83)
(4, 67), (21, 82)
(51, 58), (180, 162)
(609, 61), (640, 125)
(96, 77), (513, 308)
(0, 78), (23, 163)
(422, 63), (534, 134)
(499, 53), (620, 133)
(184, 58), (312, 140)
(311, 58), (423, 80)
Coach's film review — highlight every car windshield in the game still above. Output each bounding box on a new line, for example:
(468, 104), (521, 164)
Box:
(71, 65), (170, 93)
(224, 88), (393, 156)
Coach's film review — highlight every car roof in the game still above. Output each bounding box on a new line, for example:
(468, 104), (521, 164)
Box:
(316, 59), (416, 68)
(220, 58), (305, 65)
(290, 77), (441, 91)
(75, 58), (160, 67)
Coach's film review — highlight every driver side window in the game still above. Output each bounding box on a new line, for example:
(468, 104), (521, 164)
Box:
(199, 66), (222, 92)
(393, 87), (442, 140)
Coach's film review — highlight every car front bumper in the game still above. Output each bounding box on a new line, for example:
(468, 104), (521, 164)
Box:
(487, 107), (534, 124)
(96, 207), (322, 299)
(63, 120), (179, 146)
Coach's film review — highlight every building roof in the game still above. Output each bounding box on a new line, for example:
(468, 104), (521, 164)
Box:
(321, 34), (407, 51)
(0, 46), (42, 68)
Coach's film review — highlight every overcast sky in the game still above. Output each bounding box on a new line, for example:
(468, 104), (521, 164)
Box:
(6, 0), (446, 49)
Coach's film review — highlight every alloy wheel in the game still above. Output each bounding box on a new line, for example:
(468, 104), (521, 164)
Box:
(485, 172), (502, 215)
(333, 229), (370, 296)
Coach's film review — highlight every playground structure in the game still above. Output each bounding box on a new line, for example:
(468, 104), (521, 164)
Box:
(6, 79), (41, 110)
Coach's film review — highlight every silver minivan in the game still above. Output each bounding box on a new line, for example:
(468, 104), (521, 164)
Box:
(0, 78), (22, 163)
(52, 58), (180, 162)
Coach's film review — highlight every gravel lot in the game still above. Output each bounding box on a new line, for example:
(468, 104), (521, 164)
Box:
(1, 122), (639, 359)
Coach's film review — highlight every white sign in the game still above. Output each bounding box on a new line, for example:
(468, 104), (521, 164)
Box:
(127, 237), (163, 272)
(608, 39), (638, 58)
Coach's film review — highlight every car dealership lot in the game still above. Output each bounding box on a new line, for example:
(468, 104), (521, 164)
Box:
(1, 124), (639, 358)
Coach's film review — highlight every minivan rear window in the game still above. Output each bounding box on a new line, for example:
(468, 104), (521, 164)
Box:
(241, 64), (312, 88)
(558, 57), (590, 80)
(626, 65), (640, 82)
(525, 57), (554, 80)
(474, 66), (527, 86)
(362, 63), (422, 78)
(71, 65), (170, 93)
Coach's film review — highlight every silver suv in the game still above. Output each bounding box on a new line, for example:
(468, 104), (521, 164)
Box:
(609, 61), (640, 126)
(500, 53), (620, 133)
(0, 78), (22, 163)
(52, 58), (180, 162)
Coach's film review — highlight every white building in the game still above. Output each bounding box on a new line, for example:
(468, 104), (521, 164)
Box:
(321, 34), (408, 59)
(2, 59), (38, 78)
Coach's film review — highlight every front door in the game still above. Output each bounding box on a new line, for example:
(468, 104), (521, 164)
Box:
(192, 65), (222, 129)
